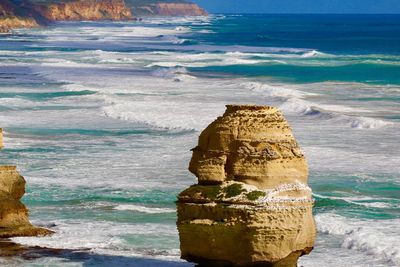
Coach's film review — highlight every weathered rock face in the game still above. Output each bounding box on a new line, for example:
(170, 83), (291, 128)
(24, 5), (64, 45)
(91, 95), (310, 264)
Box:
(35, 0), (132, 21)
(177, 105), (316, 266)
(0, 0), (132, 31)
(129, 1), (207, 16)
(0, 129), (52, 238)
(152, 3), (207, 16)
(0, 16), (39, 32)
(189, 105), (308, 189)
(0, 0), (42, 32)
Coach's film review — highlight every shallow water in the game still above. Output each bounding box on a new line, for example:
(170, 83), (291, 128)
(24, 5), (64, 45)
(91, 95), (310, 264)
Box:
(0, 14), (399, 266)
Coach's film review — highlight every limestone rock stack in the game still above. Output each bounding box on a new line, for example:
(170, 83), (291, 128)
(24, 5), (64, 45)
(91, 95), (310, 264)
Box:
(177, 105), (316, 266)
(0, 129), (52, 238)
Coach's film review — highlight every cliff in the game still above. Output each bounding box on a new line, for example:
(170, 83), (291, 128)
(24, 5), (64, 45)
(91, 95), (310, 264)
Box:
(0, 0), (42, 32)
(0, 0), (132, 31)
(0, 0), (207, 32)
(177, 105), (316, 266)
(126, 0), (207, 16)
(152, 3), (207, 16)
(34, 0), (132, 21)
(0, 129), (52, 238)
(0, 16), (39, 32)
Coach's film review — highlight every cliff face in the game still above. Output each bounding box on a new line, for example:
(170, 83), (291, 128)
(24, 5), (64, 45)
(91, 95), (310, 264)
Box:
(0, 129), (52, 238)
(35, 0), (132, 21)
(0, 0), (132, 31)
(0, 0), (41, 32)
(151, 3), (207, 16)
(0, 16), (39, 32)
(1, 0), (207, 31)
(128, 1), (207, 16)
(177, 105), (316, 266)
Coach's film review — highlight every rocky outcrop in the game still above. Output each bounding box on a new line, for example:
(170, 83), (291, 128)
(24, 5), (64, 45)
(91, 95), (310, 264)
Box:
(34, 0), (132, 21)
(0, 0), (132, 31)
(151, 3), (207, 16)
(128, 1), (207, 16)
(0, 0), (42, 32)
(177, 105), (316, 266)
(0, 16), (39, 32)
(0, 129), (52, 238)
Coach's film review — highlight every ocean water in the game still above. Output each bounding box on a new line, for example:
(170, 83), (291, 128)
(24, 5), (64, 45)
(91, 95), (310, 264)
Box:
(0, 14), (399, 267)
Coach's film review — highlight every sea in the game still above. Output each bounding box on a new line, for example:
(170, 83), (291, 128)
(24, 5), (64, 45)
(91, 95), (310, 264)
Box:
(0, 14), (399, 267)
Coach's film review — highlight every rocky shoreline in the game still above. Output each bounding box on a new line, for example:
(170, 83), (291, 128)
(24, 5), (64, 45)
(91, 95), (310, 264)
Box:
(0, 0), (207, 32)
(0, 0), (132, 32)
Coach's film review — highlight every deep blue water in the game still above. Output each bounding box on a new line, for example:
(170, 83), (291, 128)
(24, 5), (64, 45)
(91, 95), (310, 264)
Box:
(198, 14), (400, 54)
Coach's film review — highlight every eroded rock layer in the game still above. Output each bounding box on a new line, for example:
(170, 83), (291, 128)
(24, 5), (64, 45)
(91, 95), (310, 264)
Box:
(129, 1), (207, 16)
(0, 130), (52, 238)
(152, 3), (207, 16)
(177, 105), (316, 266)
(35, 0), (132, 21)
(0, 0), (132, 31)
(0, 0), (42, 32)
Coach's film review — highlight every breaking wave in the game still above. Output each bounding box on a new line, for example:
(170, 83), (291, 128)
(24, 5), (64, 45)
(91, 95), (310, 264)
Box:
(315, 213), (400, 266)
(114, 205), (175, 214)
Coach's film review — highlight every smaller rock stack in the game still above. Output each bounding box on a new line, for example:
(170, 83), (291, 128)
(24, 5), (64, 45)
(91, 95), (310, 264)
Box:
(177, 105), (316, 267)
(0, 128), (52, 238)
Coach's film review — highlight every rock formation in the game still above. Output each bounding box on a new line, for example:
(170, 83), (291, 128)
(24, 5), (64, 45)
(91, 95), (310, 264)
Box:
(0, 0), (208, 32)
(0, 0), (132, 32)
(34, 0), (132, 21)
(127, 0), (207, 16)
(177, 105), (316, 266)
(0, 129), (52, 238)
(0, 0), (43, 32)
(0, 16), (39, 32)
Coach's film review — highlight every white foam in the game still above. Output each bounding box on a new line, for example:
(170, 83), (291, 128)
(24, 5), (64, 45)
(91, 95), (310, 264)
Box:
(300, 50), (325, 58)
(313, 193), (394, 209)
(336, 115), (393, 129)
(279, 98), (392, 129)
(140, 15), (212, 26)
(304, 146), (400, 174)
(114, 205), (175, 213)
(142, 49), (330, 68)
(242, 81), (312, 98)
(159, 35), (188, 44)
(11, 220), (186, 265)
(102, 96), (222, 131)
(0, 97), (36, 108)
(146, 55), (262, 68)
(315, 213), (400, 266)
(150, 67), (193, 80)
(78, 26), (191, 38)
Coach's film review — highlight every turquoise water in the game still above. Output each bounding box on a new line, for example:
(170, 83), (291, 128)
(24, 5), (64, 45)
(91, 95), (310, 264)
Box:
(0, 14), (399, 266)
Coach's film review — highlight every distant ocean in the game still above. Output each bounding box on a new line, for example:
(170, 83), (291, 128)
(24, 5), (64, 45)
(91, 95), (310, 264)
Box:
(0, 14), (399, 267)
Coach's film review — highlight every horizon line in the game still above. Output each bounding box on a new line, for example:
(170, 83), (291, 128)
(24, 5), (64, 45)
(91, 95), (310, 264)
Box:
(209, 12), (400, 15)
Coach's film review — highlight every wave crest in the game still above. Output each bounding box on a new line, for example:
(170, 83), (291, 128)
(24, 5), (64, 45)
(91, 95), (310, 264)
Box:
(316, 213), (400, 266)
(278, 98), (392, 129)
(114, 204), (175, 214)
